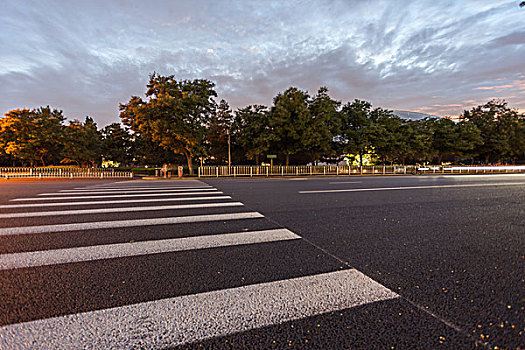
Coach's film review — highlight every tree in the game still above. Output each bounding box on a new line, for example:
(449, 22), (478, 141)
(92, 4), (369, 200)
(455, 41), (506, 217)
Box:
(460, 100), (523, 164)
(405, 119), (435, 164)
(233, 105), (272, 165)
(120, 73), (217, 175)
(269, 87), (311, 165)
(340, 100), (375, 167)
(306, 87), (341, 164)
(367, 110), (402, 165)
(206, 100), (233, 165)
(455, 120), (482, 162)
(62, 117), (102, 167)
(0, 107), (65, 166)
(101, 123), (133, 165)
(431, 118), (459, 164)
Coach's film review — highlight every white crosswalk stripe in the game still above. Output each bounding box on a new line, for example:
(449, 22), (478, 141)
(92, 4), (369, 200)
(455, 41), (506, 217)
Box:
(0, 229), (300, 270)
(0, 196), (233, 209)
(11, 191), (224, 201)
(0, 202), (244, 218)
(0, 212), (264, 236)
(0, 179), (398, 348)
(40, 188), (217, 196)
(0, 270), (398, 349)
(64, 185), (212, 192)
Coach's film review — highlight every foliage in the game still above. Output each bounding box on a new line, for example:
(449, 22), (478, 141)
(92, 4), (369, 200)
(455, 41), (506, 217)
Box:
(61, 117), (102, 167)
(1, 78), (523, 168)
(306, 87), (341, 164)
(233, 105), (272, 165)
(206, 100), (233, 165)
(119, 73), (217, 174)
(0, 107), (65, 166)
(460, 100), (524, 163)
(101, 123), (133, 165)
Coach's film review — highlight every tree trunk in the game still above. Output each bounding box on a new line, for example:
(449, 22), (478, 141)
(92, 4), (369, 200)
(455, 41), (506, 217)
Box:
(359, 152), (363, 167)
(255, 154), (260, 166)
(285, 154), (290, 166)
(183, 149), (194, 176)
(40, 156), (46, 167)
(485, 154), (490, 165)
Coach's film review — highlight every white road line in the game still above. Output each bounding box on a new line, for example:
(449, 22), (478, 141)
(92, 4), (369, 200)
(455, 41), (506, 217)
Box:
(328, 181), (362, 184)
(0, 212), (264, 236)
(40, 188), (217, 196)
(299, 182), (525, 194)
(0, 202), (243, 219)
(66, 186), (212, 192)
(84, 181), (206, 188)
(11, 191), (224, 201)
(0, 269), (398, 349)
(0, 196), (233, 209)
(0, 229), (299, 270)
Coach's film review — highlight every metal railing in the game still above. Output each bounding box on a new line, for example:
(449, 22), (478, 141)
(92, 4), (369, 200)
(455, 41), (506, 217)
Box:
(198, 165), (525, 177)
(1, 167), (133, 179)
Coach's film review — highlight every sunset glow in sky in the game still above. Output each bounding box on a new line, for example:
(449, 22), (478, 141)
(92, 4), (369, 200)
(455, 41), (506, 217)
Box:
(1, 0), (524, 125)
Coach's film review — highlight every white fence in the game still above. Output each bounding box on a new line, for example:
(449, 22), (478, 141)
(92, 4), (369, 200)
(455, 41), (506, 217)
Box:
(1, 167), (133, 179)
(198, 165), (525, 177)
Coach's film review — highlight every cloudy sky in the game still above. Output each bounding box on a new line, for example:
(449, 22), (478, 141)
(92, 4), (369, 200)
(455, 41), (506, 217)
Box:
(1, 0), (524, 126)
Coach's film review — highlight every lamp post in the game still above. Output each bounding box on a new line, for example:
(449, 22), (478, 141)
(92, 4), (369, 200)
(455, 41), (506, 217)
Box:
(227, 131), (231, 167)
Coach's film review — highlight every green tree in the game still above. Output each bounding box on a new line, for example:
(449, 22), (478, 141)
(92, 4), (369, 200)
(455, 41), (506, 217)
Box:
(206, 99), (233, 165)
(233, 105), (272, 165)
(340, 100), (375, 166)
(367, 110), (402, 165)
(405, 119), (435, 164)
(101, 123), (133, 165)
(0, 107), (65, 166)
(120, 73), (217, 175)
(431, 118), (459, 164)
(460, 100), (523, 164)
(269, 87), (311, 165)
(62, 117), (102, 167)
(307, 87), (341, 164)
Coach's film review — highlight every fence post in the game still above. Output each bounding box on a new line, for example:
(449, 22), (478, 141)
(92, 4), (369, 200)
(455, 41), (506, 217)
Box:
(250, 167), (253, 177)
(266, 166), (269, 176)
(404, 166), (406, 175)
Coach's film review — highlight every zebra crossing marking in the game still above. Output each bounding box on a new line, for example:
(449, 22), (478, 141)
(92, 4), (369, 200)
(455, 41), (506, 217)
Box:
(38, 188), (217, 196)
(0, 196), (233, 209)
(0, 269), (398, 349)
(11, 191), (225, 201)
(0, 212), (265, 236)
(0, 229), (299, 270)
(0, 202), (244, 219)
(65, 185), (212, 192)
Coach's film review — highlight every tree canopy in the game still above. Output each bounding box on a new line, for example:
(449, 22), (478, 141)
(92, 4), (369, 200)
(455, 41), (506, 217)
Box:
(119, 73), (217, 174)
(1, 75), (524, 168)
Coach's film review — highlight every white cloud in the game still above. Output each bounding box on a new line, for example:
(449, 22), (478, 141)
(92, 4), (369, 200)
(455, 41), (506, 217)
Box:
(1, 0), (524, 125)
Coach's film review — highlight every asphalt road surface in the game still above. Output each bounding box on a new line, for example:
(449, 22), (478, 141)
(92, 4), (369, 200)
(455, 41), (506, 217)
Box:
(0, 174), (523, 349)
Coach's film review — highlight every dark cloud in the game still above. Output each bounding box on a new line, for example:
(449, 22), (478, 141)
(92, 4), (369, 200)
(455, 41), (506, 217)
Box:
(1, 0), (524, 126)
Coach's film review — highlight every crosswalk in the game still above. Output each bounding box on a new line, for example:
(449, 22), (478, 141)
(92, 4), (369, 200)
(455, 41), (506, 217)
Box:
(0, 179), (398, 349)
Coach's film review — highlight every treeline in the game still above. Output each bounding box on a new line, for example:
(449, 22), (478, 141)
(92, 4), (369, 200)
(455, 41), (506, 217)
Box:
(1, 74), (524, 172)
